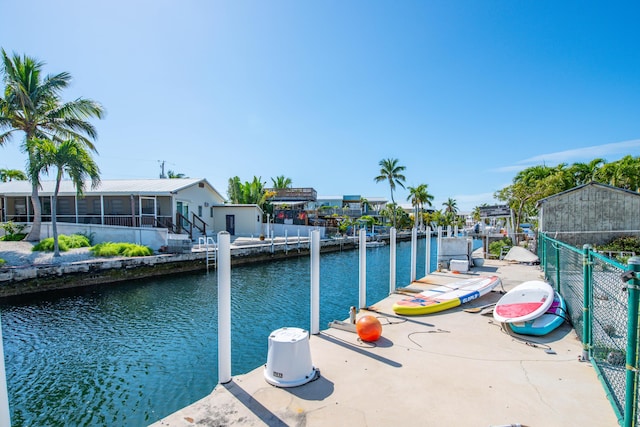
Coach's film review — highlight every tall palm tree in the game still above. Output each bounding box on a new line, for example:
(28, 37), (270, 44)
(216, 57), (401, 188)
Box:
(374, 158), (406, 228)
(0, 168), (27, 182)
(30, 138), (100, 256)
(0, 49), (104, 241)
(570, 158), (606, 185)
(271, 175), (292, 189)
(443, 198), (458, 214)
(407, 183), (434, 228)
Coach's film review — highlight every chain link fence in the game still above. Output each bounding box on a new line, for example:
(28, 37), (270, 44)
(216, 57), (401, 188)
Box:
(540, 233), (638, 426)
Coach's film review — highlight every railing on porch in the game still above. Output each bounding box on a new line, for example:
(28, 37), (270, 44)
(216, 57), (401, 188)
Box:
(539, 232), (640, 427)
(175, 212), (206, 239)
(192, 214), (206, 235)
(36, 214), (176, 228)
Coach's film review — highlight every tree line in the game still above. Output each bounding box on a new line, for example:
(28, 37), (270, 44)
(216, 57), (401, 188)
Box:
(495, 156), (640, 233)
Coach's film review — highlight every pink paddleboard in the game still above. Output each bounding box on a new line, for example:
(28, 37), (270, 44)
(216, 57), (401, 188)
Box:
(493, 280), (554, 323)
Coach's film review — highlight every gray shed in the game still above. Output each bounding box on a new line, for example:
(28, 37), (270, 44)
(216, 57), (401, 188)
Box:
(537, 182), (640, 247)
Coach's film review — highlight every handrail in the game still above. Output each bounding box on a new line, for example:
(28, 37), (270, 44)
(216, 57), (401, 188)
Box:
(192, 213), (207, 235)
(176, 212), (193, 239)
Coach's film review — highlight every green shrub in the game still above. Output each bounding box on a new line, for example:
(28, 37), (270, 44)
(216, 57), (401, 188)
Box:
(32, 234), (91, 252)
(0, 233), (27, 241)
(33, 237), (68, 252)
(64, 234), (91, 248)
(90, 242), (153, 257)
(0, 221), (27, 241)
(598, 236), (640, 254)
(120, 244), (153, 257)
(596, 236), (640, 263)
(489, 237), (513, 257)
(90, 242), (121, 256)
(73, 230), (96, 246)
(0, 259), (5, 266)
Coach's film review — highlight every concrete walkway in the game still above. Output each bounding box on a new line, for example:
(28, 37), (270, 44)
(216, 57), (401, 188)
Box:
(151, 260), (619, 427)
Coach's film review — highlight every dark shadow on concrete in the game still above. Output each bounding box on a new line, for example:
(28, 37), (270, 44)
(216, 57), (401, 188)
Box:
(285, 372), (334, 401)
(316, 332), (402, 368)
(222, 380), (288, 427)
(470, 266), (500, 273)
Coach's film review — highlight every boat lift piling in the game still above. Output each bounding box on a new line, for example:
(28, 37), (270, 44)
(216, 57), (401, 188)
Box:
(217, 231), (231, 384)
(359, 228), (367, 309)
(0, 315), (10, 427)
(410, 228), (417, 283)
(310, 230), (320, 335)
(389, 227), (396, 294)
(425, 226), (432, 275)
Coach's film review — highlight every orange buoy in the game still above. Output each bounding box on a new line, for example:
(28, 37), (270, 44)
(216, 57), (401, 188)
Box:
(356, 315), (382, 342)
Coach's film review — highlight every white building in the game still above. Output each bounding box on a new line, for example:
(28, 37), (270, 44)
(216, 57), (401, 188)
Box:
(0, 178), (263, 248)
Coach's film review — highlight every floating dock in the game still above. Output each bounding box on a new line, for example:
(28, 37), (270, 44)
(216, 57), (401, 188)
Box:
(151, 259), (618, 427)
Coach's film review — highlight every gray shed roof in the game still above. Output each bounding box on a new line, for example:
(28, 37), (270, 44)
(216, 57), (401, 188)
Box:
(0, 178), (225, 199)
(537, 181), (640, 206)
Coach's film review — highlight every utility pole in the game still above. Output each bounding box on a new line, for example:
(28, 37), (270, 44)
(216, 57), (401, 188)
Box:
(158, 160), (166, 179)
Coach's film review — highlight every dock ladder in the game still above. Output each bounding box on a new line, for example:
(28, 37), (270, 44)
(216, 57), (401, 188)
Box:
(198, 236), (217, 272)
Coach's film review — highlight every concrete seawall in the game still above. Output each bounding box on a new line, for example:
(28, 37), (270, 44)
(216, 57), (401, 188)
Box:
(0, 238), (359, 298)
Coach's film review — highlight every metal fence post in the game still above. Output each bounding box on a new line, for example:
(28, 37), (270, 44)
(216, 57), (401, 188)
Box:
(538, 233), (545, 271)
(581, 244), (592, 362)
(555, 242), (561, 290)
(623, 256), (640, 427)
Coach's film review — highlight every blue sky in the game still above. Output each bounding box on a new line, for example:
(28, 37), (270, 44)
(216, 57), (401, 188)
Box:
(1, 1), (639, 212)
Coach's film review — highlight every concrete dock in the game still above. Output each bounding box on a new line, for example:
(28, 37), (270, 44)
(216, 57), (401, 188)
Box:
(151, 260), (619, 427)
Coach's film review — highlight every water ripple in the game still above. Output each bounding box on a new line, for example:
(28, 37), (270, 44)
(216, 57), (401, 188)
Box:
(1, 238), (471, 426)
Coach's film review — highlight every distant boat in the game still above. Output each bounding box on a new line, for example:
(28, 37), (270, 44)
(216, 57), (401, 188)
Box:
(365, 240), (386, 248)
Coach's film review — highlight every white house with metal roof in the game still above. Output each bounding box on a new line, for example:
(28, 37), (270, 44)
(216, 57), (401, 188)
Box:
(0, 178), (263, 248)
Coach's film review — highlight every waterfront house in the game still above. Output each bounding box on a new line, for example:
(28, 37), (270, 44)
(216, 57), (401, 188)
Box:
(0, 178), (263, 248)
(537, 181), (640, 247)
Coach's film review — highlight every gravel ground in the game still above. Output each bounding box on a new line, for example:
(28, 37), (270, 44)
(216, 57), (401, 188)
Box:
(0, 241), (101, 267)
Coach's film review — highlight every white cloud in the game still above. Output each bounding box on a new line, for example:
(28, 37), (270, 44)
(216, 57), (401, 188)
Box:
(517, 139), (640, 165)
(491, 139), (640, 174)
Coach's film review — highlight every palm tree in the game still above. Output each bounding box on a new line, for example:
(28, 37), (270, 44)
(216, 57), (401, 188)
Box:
(443, 198), (458, 215)
(30, 138), (100, 256)
(0, 49), (104, 241)
(407, 183), (434, 228)
(227, 176), (275, 214)
(271, 175), (292, 189)
(570, 158), (606, 185)
(0, 168), (27, 182)
(374, 158), (406, 228)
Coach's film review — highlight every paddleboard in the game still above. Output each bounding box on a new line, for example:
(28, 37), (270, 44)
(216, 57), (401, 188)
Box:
(508, 291), (566, 336)
(493, 280), (554, 324)
(392, 276), (501, 316)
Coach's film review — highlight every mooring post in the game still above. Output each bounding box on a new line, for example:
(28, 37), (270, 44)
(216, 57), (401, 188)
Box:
(410, 227), (417, 283)
(0, 315), (10, 427)
(359, 228), (367, 309)
(217, 231), (231, 384)
(389, 227), (397, 294)
(425, 226), (432, 275)
(310, 230), (320, 335)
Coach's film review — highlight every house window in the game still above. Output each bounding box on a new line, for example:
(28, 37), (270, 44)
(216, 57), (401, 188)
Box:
(211, 207), (214, 218)
(198, 206), (203, 217)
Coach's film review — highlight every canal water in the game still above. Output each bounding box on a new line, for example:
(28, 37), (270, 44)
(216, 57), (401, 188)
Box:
(0, 237), (476, 426)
